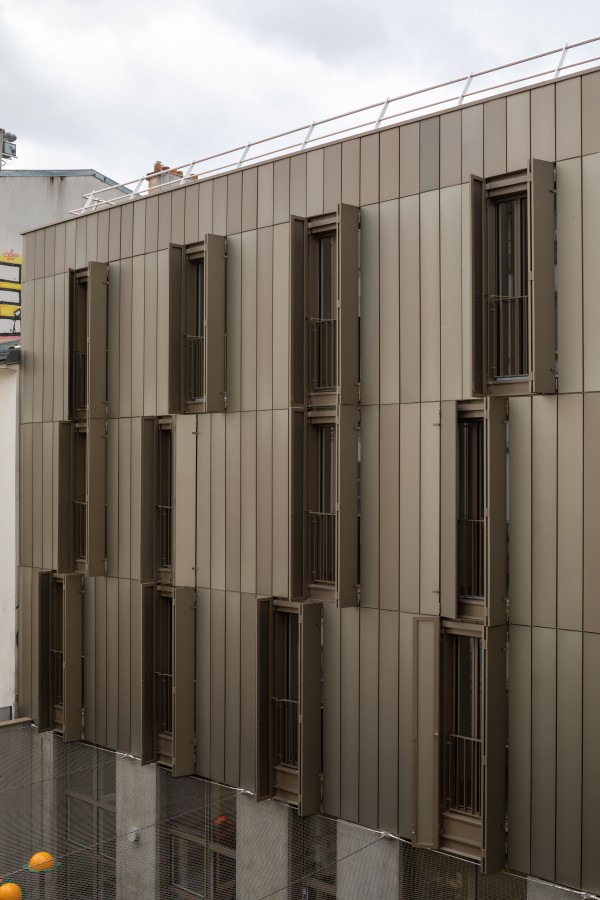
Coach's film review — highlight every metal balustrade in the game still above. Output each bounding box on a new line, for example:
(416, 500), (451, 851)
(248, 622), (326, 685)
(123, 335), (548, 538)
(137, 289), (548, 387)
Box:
(74, 350), (87, 412)
(74, 500), (87, 562)
(457, 518), (485, 601)
(273, 698), (299, 769)
(489, 294), (529, 378)
(308, 511), (336, 585)
(157, 672), (173, 736)
(309, 318), (337, 392)
(50, 649), (64, 708)
(184, 334), (205, 402)
(447, 733), (482, 817)
(158, 505), (172, 569)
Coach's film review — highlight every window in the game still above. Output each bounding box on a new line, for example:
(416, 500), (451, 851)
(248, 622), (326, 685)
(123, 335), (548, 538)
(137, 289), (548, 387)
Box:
(444, 634), (483, 818)
(309, 231), (337, 392)
(273, 607), (300, 772)
(289, 812), (337, 899)
(68, 262), (107, 420)
(457, 416), (484, 602)
(71, 269), (88, 417)
(157, 424), (173, 574)
(156, 590), (174, 765)
(49, 576), (65, 731)
(308, 425), (336, 587)
(183, 258), (205, 404)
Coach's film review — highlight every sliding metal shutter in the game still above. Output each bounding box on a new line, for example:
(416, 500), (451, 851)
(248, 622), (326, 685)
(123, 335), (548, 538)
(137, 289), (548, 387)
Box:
(290, 409), (305, 600)
(482, 625), (507, 873)
(256, 596), (273, 800)
(172, 587), (196, 777)
(440, 400), (457, 620)
(529, 159), (556, 395)
(57, 422), (74, 574)
(63, 574), (83, 743)
(87, 261), (108, 420)
(87, 418), (106, 577)
(470, 176), (485, 396)
(485, 397), (507, 627)
(337, 405), (359, 608)
(141, 584), (156, 765)
(37, 571), (52, 732)
(168, 244), (184, 414)
(412, 616), (440, 848)
(337, 203), (360, 406)
(290, 215), (306, 406)
(299, 601), (322, 816)
(204, 234), (227, 413)
(140, 418), (157, 583)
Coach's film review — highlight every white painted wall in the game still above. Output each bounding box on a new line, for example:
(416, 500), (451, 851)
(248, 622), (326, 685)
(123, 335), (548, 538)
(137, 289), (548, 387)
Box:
(0, 365), (17, 714)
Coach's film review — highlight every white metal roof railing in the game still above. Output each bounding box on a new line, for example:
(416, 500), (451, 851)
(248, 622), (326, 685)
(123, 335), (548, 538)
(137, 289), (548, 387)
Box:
(71, 36), (600, 215)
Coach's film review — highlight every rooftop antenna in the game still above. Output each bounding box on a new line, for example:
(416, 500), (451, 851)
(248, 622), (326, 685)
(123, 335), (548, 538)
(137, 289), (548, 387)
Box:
(1, 130), (18, 168)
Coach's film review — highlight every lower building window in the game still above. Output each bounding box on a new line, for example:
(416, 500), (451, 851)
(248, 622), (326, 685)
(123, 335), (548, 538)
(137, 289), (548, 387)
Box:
(273, 608), (299, 771)
(308, 424), (336, 587)
(444, 633), (483, 818)
(457, 416), (484, 602)
(156, 590), (174, 765)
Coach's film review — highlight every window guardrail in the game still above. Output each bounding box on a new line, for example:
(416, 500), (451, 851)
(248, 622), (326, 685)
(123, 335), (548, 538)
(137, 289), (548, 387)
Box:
(309, 318), (337, 392)
(184, 334), (205, 402)
(273, 697), (299, 769)
(157, 505), (172, 569)
(457, 517), (485, 601)
(74, 350), (87, 412)
(308, 511), (336, 586)
(73, 500), (87, 562)
(489, 294), (529, 379)
(447, 733), (482, 817)
(157, 672), (173, 736)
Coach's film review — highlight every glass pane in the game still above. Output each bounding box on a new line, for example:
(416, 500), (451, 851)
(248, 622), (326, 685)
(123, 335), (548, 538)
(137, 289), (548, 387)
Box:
(212, 851), (236, 900)
(171, 834), (205, 897)
(66, 851), (96, 900)
(98, 752), (116, 806)
(319, 426), (334, 514)
(196, 259), (205, 335)
(67, 796), (94, 847)
(286, 613), (299, 703)
(496, 200), (514, 298)
(318, 235), (333, 320)
(98, 861), (117, 900)
(99, 807), (116, 860)
(455, 636), (474, 738)
(67, 744), (94, 797)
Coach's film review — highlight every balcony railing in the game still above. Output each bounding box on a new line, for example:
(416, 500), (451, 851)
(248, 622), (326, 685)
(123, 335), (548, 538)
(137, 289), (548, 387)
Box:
(73, 500), (87, 562)
(73, 350), (88, 412)
(457, 517), (485, 601)
(489, 294), (529, 379)
(157, 672), (173, 735)
(273, 698), (299, 768)
(309, 318), (337, 392)
(308, 511), (336, 585)
(447, 733), (482, 817)
(184, 334), (205, 402)
(157, 505), (172, 569)
(50, 649), (64, 708)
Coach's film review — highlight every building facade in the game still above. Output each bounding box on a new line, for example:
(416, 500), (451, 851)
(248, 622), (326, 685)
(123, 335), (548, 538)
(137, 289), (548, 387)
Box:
(16, 63), (600, 897)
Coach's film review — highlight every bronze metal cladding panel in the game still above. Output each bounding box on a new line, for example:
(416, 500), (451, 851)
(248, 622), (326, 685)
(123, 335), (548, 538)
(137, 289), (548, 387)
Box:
(118, 417), (131, 580)
(258, 164), (274, 228)
(338, 203), (360, 406)
(225, 413), (241, 593)
(469, 176), (485, 397)
(482, 624), (507, 874)
(131, 255), (145, 417)
(272, 223), (290, 410)
(241, 231), (257, 411)
(22, 231), (35, 283)
(173, 415), (196, 589)
(420, 117), (440, 193)
(32, 423), (43, 567)
(158, 192), (172, 251)
(75, 218), (86, 270)
(359, 607), (379, 829)
(399, 196), (420, 403)
(556, 77), (581, 161)
(196, 415), (211, 590)
(119, 258), (133, 417)
(205, 234), (227, 413)
(440, 186), (463, 401)
(156, 250), (170, 416)
(360, 203), (380, 407)
(486, 397), (507, 627)
(37, 571), (52, 732)
(528, 159), (555, 394)
(380, 127), (399, 201)
(257, 227), (273, 410)
(557, 394), (583, 631)
(83, 576), (96, 744)
(42, 423), (53, 570)
(20, 424), (33, 567)
(509, 397), (532, 626)
(173, 587), (196, 777)
(88, 262), (108, 420)
(379, 404), (399, 612)
(582, 631), (600, 892)
(531, 395), (557, 628)
(143, 253), (157, 416)
(57, 421), (73, 574)
(360, 133), (379, 206)
(323, 144), (342, 212)
(531, 85), (555, 161)
(584, 393), (600, 633)
(507, 91), (531, 174)
(556, 628), (583, 889)
(531, 626), (556, 882)
(31, 565), (39, 722)
(380, 201), (400, 404)
(440, 401), (457, 620)
(361, 404), (379, 609)
(399, 403), (420, 613)
(42, 277), (55, 422)
(273, 159), (290, 225)
(19, 568), (32, 716)
(184, 184), (199, 244)
(412, 615), (440, 849)
(63, 574), (83, 743)
(20, 281), (34, 424)
(272, 409), (289, 597)
(322, 601), (341, 817)
(307, 150), (324, 217)
(582, 154), (600, 392)
(440, 111), (461, 189)
(378, 609), (399, 833)
(289, 217), (306, 408)
(420, 403), (440, 616)
(86, 215), (97, 265)
(556, 158), (583, 393)
(299, 601), (322, 817)
(108, 207), (121, 262)
(210, 590), (226, 783)
(242, 168), (258, 232)
(32, 278), (44, 422)
(145, 195), (159, 253)
(289, 410), (304, 600)
(140, 417), (156, 584)
(256, 596), (273, 800)
(400, 123), (419, 197)
(95, 577), (107, 747)
(461, 105), (483, 181)
(340, 606), (359, 822)
(196, 588), (211, 777)
(167, 244), (183, 414)
(129, 580), (142, 758)
(87, 418), (107, 577)
(290, 154), (307, 217)
(65, 220), (76, 269)
(582, 71), (600, 155)
(140, 583), (155, 764)
(172, 186), (186, 243)
(225, 592), (241, 787)
(107, 262), (120, 419)
(132, 198), (146, 257)
(398, 611), (413, 838)
(342, 139), (360, 206)
(211, 414), (226, 590)
(338, 406), (359, 608)
(55, 222), (66, 274)
(508, 624), (531, 874)
(53, 273), (66, 422)
(227, 233), (242, 412)
(52, 424), (59, 569)
(420, 190), (441, 401)
(483, 98), (507, 178)
(240, 593), (257, 792)
(256, 411), (273, 596)
(117, 578), (131, 754)
(106, 577), (119, 749)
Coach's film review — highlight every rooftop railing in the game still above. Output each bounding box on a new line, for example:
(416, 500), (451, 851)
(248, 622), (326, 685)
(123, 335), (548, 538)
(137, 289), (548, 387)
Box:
(71, 37), (600, 216)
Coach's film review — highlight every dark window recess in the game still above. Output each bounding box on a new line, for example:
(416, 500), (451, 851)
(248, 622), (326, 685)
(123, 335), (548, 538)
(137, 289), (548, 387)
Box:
(71, 273), (88, 416)
(489, 196), (529, 380)
(73, 428), (87, 564)
(457, 418), (484, 602)
(309, 233), (337, 392)
(157, 427), (173, 570)
(184, 259), (205, 403)
(50, 578), (64, 731)
(445, 635), (483, 818)
(273, 610), (299, 770)
(156, 592), (173, 747)
(308, 426), (336, 586)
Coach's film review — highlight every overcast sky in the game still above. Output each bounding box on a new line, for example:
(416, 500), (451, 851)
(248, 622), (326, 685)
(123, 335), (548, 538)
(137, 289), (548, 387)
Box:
(1, 0), (599, 189)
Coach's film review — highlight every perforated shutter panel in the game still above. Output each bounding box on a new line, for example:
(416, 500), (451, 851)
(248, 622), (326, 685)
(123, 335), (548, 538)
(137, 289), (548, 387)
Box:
(58, 421), (74, 574)
(168, 244), (184, 413)
(529, 159), (555, 395)
(173, 588), (196, 777)
(337, 405), (358, 607)
(290, 216), (306, 406)
(412, 616), (440, 848)
(37, 571), (52, 732)
(87, 418), (106, 577)
(337, 204), (360, 405)
(67, 269), (76, 419)
(470, 176), (485, 396)
(290, 409), (305, 600)
(482, 625), (507, 873)
(140, 418), (156, 583)
(256, 596), (273, 800)
(87, 261), (108, 419)
(485, 397), (507, 627)
(440, 401), (457, 620)
(62, 574), (83, 743)
(299, 601), (321, 816)
(141, 584), (156, 765)
(204, 234), (226, 412)
(172, 415), (196, 588)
